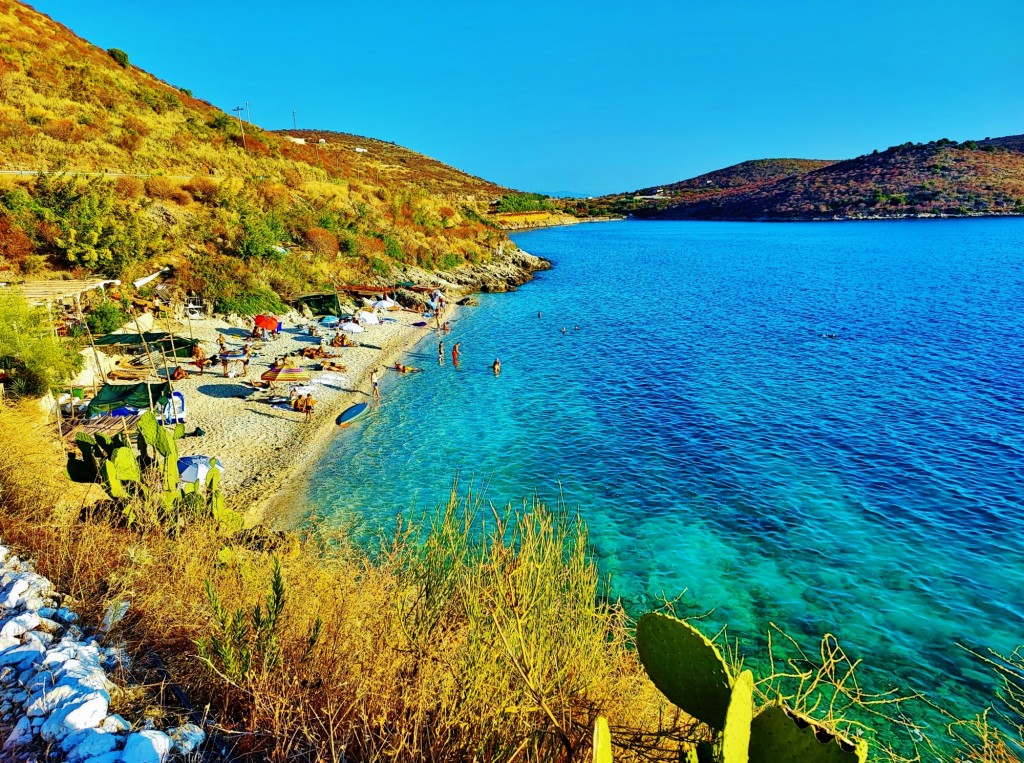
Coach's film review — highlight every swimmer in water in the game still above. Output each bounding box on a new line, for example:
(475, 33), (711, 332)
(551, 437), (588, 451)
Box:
(492, 358), (501, 375)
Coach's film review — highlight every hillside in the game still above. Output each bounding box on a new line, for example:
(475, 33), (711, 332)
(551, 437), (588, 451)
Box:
(574, 159), (834, 218)
(583, 138), (1024, 221)
(0, 0), (529, 312)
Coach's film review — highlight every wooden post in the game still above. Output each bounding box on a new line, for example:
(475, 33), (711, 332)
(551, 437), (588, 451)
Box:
(77, 294), (108, 385)
(131, 312), (159, 412)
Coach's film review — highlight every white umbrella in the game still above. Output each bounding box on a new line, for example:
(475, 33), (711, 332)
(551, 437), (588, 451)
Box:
(178, 455), (219, 484)
(339, 322), (365, 333)
(357, 311), (380, 325)
(372, 298), (396, 309)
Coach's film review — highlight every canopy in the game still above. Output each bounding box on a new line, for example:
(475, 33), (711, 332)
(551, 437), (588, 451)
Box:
(88, 381), (171, 417)
(94, 332), (198, 359)
(339, 321), (364, 333)
(261, 366), (311, 383)
(356, 311), (379, 325)
(178, 455), (219, 484)
(254, 314), (278, 331)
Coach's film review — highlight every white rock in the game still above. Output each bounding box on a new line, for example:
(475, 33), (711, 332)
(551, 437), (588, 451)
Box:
(99, 714), (131, 733)
(0, 546), (9, 564)
(0, 635), (20, 654)
(2, 715), (32, 750)
(168, 723), (205, 754)
(63, 727), (117, 761)
(56, 608), (79, 625)
(40, 692), (109, 741)
(26, 683), (77, 717)
(0, 640), (45, 668)
(0, 613), (40, 639)
(122, 729), (172, 763)
(81, 752), (122, 763)
(1, 578), (29, 608)
(25, 630), (53, 648)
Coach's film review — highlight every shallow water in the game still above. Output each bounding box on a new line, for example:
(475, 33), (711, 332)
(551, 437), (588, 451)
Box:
(308, 219), (1024, 743)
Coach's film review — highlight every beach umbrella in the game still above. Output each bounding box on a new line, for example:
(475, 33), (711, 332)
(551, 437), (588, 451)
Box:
(357, 311), (379, 325)
(177, 455), (218, 484)
(339, 321), (364, 333)
(319, 315), (340, 327)
(254, 314), (278, 331)
(261, 366), (312, 383)
(372, 298), (395, 309)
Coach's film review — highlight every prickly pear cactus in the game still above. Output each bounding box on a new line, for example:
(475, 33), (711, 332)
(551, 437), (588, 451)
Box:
(748, 705), (867, 763)
(636, 612), (733, 731)
(593, 716), (612, 763)
(720, 670), (754, 763)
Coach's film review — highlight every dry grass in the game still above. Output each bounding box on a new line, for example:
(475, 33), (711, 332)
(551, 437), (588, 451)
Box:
(0, 404), (685, 762)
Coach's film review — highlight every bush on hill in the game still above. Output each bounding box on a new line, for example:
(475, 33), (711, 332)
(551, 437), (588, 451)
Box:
(106, 47), (129, 67)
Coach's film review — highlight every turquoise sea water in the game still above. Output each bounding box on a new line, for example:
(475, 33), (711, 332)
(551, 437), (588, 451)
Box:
(308, 219), (1024, 742)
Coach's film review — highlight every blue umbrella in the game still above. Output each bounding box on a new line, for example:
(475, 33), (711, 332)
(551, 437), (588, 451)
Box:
(177, 455), (219, 484)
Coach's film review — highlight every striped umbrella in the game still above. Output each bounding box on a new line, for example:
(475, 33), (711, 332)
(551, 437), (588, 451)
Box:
(261, 366), (311, 383)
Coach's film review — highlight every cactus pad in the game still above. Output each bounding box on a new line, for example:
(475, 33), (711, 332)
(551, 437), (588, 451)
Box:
(721, 669), (754, 763)
(636, 612), (733, 731)
(749, 705), (867, 763)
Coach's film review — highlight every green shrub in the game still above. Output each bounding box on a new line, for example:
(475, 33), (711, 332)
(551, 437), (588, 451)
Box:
(214, 288), (284, 317)
(107, 48), (129, 68)
(0, 290), (82, 396)
(496, 192), (553, 213)
(384, 235), (403, 262)
(86, 301), (128, 334)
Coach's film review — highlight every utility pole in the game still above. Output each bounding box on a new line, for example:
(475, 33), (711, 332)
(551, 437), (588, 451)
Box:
(292, 111), (297, 130)
(245, 101), (251, 123)
(232, 106), (246, 150)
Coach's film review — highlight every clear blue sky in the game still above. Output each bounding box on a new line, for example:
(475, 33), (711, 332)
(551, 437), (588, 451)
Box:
(29, 1), (1024, 196)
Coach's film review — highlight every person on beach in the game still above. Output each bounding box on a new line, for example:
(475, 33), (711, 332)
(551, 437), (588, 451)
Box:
(221, 354), (230, 377)
(452, 342), (461, 367)
(303, 394), (316, 423)
(192, 344), (207, 375)
(492, 358), (501, 376)
(443, 321), (451, 334)
(370, 368), (381, 400)
(241, 347), (251, 378)
(217, 334), (227, 354)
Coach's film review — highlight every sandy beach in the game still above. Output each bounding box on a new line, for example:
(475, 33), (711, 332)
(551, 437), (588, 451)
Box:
(147, 306), (444, 527)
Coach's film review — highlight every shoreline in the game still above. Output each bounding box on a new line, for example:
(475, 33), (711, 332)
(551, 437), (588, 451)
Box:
(153, 248), (549, 529)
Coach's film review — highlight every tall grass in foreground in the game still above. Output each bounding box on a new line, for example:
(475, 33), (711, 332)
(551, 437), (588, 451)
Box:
(0, 404), (685, 761)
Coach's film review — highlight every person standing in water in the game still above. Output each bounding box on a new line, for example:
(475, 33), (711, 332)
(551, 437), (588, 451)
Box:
(452, 342), (461, 367)
(370, 367), (381, 400)
(438, 340), (445, 365)
(492, 358), (501, 376)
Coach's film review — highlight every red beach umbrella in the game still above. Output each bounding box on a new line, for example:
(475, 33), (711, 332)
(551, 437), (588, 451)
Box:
(254, 314), (278, 331)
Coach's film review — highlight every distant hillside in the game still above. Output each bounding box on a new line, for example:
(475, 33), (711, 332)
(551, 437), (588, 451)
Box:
(582, 138), (1024, 221)
(0, 0), (522, 311)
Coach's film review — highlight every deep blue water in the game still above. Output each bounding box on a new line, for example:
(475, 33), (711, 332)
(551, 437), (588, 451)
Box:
(308, 219), (1024, 741)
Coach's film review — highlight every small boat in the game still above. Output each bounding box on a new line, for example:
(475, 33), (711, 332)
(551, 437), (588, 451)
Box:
(336, 402), (369, 427)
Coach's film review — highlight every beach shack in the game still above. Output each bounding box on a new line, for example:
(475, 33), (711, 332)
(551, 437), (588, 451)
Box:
(88, 381), (185, 424)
